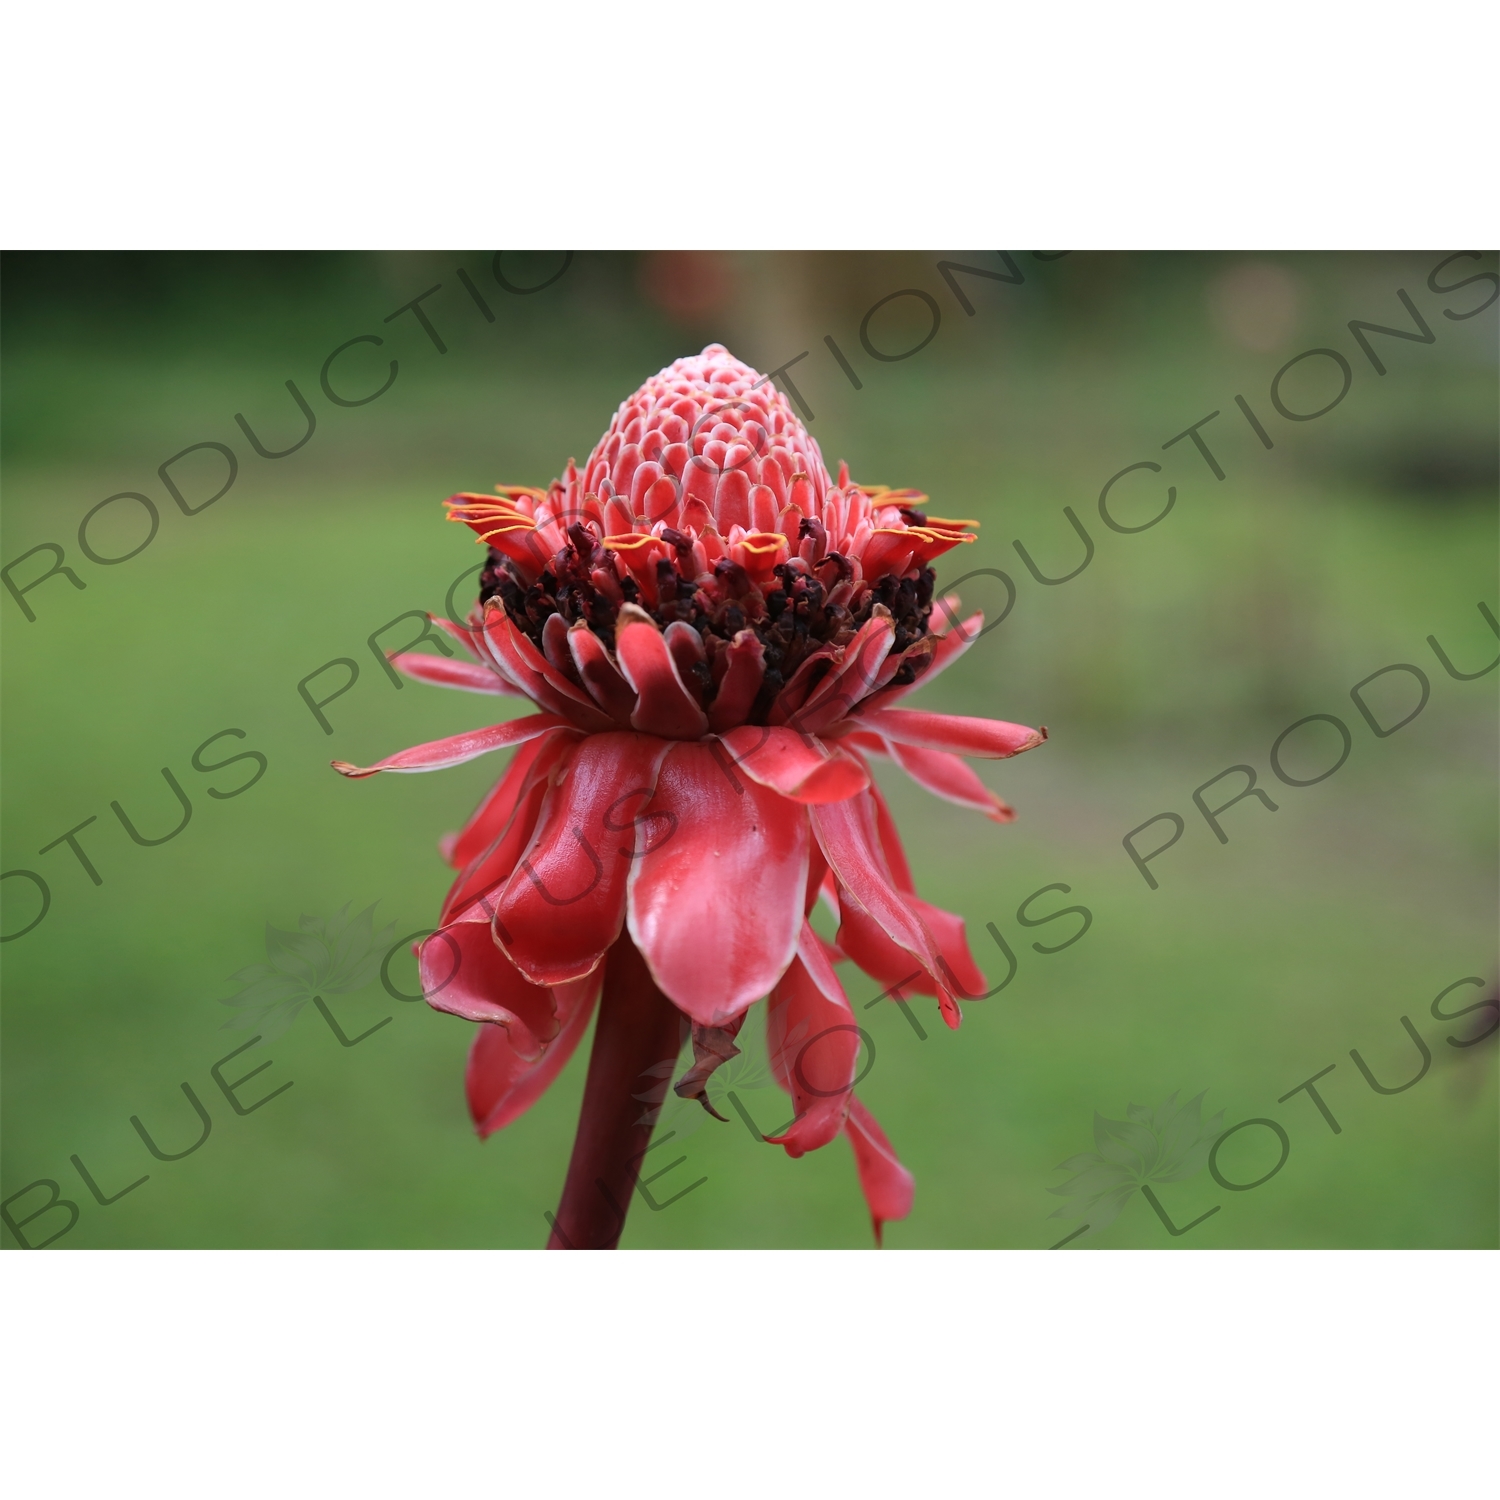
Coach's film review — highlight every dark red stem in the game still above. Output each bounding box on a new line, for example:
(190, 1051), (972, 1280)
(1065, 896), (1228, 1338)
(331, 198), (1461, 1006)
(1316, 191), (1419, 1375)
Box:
(546, 936), (683, 1249)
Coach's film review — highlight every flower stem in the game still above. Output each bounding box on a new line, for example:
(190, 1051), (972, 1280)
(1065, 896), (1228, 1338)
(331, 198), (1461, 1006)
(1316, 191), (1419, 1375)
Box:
(546, 936), (682, 1249)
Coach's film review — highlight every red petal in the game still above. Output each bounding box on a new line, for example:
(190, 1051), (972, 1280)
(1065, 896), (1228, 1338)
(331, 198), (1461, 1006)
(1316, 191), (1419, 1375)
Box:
(389, 651), (518, 695)
(810, 927), (847, 967)
(836, 898), (926, 993)
(765, 926), (859, 1157)
(642, 475), (680, 526)
(627, 742), (809, 1025)
(811, 793), (959, 1025)
(838, 729), (888, 757)
(428, 614), (483, 657)
(542, 614), (584, 684)
(615, 610), (710, 739)
(860, 530), (916, 580)
(466, 971), (601, 1139)
(750, 483), (778, 533)
(884, 739), (1015, 822)
(786, 614), (896, 733)
(844, 1095), (914, 1246)
(493, 733), (671, 986)
(663, 620), (707, 699)
(568, 623), (638, 726)
(443, 729), (557, 873)
(853, 707), (1045, 758)
(331, 714), (575, 778)
(714, 467), (753, 532)
(421, 913), (558, 1057)
(838, 890), (988, 1001)
(854, 609), (984, 715)
(770, 647), (839, 724)
(909, 897), (989, 998)
(480, 608), (618, 730)
(629, 459), (664, 512)
(706, 630), (767, 732)
(441, 761), (554, 924)
(866, 775), (915, 893)
(717, 725), (869, 803)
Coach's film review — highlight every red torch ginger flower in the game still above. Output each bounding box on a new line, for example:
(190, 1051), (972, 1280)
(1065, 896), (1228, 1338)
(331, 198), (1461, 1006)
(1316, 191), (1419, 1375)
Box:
(334, 345), (1045, 1248)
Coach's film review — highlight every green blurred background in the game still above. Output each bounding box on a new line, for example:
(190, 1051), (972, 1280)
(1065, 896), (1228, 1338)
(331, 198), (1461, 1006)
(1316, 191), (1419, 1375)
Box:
(2, 250), (1495, 1249)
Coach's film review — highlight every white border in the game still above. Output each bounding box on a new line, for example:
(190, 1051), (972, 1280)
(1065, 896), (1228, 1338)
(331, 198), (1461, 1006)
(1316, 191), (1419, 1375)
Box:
(3, 2), (1497, 248)
(3, 1251), (1494, 1494)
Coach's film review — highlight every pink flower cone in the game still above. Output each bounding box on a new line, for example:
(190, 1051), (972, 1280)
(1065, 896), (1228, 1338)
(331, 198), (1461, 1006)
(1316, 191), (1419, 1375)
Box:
(335, 345), (1046, 1247)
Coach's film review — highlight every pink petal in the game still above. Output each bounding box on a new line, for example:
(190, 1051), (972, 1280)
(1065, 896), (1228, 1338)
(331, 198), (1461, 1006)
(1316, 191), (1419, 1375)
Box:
(441, 763), (554, 925)
(542, 614), (584, 684)
(568, 623), (638, 726)
(852, 707), (1046, 758)
(443, 729), (558, 873)
(838, 890), (988, 1001)
(480, 608), (618, 731)
(811, 793), (960, 1027)
(786, 615), (896, 733)
(615, 610), (710, 739)
(717, 725), (870, 804)
(627, 741), (809, 1025)
(765, 925), (859, 1157)
(389, 651), (518, 695)
(421, 912), (559, 1057)
(866, 775), (916, 894)
(884, 739), (1015, 822)
(858, 609), (983, 714)
(331, 714), (575, 778)
(493, 732), (672, 986)
(706, 630), (767, 732)
(663, 620), (707, 699)
(714, 467), (753, 532)
(428, 613), (483, 657)
(844, 1095), (915, 1246)
(467, 971), (601, 1139)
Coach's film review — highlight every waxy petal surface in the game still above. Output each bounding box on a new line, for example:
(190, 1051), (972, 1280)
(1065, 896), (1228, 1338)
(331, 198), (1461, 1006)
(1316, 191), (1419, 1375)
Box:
(494, 733), (671, 986)
(766, 925), (860, 1157)
(811, 792), (960, 1026)
(628, 742), (809, 1025)
(332, 714), (574, 778)
(442, 732), (556, 873)
(480, 608), (617, 730)
(568, 624), (638, 726)
(784, 615), (896, 733)
(853, 707), (1044, 759)
(884, 739), (1015, 822)
(717, 726), (869, 804)
(390, 651), (517, 695)
(466, 972), (601, 1138)
(616, 613), (710, 740)
(844, 1096), (915, 1246)
(441, 767), (553, 925)
(420, 913), (558, 1058)
(838, 891), (989, 1001)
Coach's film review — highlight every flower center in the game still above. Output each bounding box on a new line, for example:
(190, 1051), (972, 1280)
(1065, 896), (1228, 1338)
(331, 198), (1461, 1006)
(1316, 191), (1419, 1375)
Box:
(479, 531), (937, 722)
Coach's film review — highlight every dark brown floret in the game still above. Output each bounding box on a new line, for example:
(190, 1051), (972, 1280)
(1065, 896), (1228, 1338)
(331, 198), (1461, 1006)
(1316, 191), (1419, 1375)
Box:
(477, 542), (937, 718)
